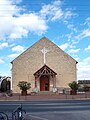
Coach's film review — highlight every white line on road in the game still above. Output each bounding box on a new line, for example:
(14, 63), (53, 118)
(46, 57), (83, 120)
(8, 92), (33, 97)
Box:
(26, 114), (48, 120)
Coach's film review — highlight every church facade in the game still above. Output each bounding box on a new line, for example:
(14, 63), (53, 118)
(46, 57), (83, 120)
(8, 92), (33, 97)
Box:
(11, 37), (77, 93)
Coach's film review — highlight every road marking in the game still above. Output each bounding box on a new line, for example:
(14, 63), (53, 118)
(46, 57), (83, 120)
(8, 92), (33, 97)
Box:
(0, 104), (20, 105)
(26, 114), (48, 120)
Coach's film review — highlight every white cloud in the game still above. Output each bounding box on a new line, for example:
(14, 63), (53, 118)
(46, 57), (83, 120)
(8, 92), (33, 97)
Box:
(8, 53), (19, 58)
(0, 42), (8, 49)
(9, 13), (48, 38)
(0, 0), (48, 39)
(0, 0), (20, 17)
(83, 57), (90, 63)
(64, 11), (73, 19)
(12, 0), (22, 4)
(8, 45), (25, 58)
(0, 0), (21, 38)
(59, 43), (69, 50)
(0, 59), (4, 64)
(9, 28), (28, 39)
(74, 28), (90, 41)
(82, 29), (90, 38)
(85, 45), (90, 51)
(84, 17), (90, 27)
(74, 57), (80, 61)
(40, 0), (74, 21)
(0, 0), (74, 39)
(9, 43), (15, 47)
(67, 24), (77, 32)
(72, 55), (80, 61)
(68, 48), (80, 54)
(77, 60), (90, 80)
(39, 0), (63, 21)
(73, 18), (90, 44)
(12, 45), (25, 53)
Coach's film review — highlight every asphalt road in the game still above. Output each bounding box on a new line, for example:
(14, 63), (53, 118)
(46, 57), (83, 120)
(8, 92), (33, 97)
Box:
(0, 100), (90, 120)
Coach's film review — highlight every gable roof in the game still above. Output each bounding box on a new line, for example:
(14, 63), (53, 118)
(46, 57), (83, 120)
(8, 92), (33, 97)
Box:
(34, 64), (57, 76)
(11, 37), (78, 64)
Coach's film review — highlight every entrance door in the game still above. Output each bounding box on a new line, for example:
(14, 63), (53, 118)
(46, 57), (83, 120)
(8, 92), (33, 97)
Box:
(40, 75), (49, 91)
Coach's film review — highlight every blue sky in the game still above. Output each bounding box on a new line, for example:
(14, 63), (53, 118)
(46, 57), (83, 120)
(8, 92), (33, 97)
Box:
(0, 0), (90, 80)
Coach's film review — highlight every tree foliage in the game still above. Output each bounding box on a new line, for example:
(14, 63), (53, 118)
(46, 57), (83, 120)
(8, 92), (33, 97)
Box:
(68, 81), (79, 90)
(17, 81), (31, 91)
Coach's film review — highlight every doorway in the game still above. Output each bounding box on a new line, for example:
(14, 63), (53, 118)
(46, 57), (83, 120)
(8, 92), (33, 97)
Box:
(40, 75), (49, 91)
(0, 80), (11, 92)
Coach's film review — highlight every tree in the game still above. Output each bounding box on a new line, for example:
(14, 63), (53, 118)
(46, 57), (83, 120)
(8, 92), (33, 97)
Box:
(17, 81), (31, 95)
(68, 81), (79, 95)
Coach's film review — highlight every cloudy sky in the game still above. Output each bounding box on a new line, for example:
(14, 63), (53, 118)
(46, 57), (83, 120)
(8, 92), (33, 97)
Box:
(0, 0), (90, 80)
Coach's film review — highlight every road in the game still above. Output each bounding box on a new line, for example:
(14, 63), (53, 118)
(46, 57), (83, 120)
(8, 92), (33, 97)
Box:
(0, 100), (90, 119)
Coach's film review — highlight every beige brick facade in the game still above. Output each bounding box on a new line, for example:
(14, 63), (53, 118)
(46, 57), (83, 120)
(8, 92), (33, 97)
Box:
(11, 37), (77, 93)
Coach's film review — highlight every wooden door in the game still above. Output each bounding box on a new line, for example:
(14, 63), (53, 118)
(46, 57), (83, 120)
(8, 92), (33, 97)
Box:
(40, 75), (49, 91)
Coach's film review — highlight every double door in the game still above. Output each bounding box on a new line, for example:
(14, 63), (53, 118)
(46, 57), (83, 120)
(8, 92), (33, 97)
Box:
(40, 75), (49, 91)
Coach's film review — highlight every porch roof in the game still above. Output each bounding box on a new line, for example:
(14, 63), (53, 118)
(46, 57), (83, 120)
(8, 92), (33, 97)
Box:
(33, 64), (57, 76)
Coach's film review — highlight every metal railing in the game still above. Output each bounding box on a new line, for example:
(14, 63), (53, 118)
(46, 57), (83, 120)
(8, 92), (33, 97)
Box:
(0, 112), (9, 120)
(12, 104), (26, 120)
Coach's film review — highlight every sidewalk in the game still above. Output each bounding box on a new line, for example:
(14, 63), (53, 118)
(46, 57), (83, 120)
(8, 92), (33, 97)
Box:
(0, 92), (90, 101)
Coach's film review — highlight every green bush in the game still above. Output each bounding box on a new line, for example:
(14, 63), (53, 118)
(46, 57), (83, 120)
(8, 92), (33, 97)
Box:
(68, 81), (79, 90)
(17, 81), (31, 91)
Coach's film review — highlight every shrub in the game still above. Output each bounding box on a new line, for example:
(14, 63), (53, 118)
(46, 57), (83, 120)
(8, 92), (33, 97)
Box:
(68, 81), (79, 90)
(17, 81), (31, 91)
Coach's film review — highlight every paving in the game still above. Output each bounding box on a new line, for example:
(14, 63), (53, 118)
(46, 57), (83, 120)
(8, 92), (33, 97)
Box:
(0, 92), (90, 101)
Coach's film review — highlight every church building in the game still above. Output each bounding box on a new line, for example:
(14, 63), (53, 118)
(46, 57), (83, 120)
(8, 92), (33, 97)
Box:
(11, 37), (77, 93)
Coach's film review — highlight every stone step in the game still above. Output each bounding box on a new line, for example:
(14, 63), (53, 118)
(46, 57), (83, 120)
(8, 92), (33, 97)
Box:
(38, 91), (55, 95)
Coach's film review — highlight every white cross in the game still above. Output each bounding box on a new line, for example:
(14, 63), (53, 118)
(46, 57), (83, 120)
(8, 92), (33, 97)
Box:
(41, 47), (49, 64)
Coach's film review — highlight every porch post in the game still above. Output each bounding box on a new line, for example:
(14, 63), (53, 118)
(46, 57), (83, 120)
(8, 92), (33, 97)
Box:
(53, 75), (56, 88)
(35, 76), (37, 88)
(54, 75), (56, 88)
(53, 75), (55, 88)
